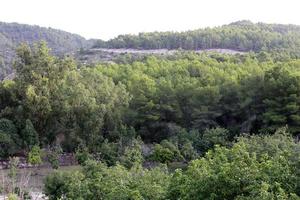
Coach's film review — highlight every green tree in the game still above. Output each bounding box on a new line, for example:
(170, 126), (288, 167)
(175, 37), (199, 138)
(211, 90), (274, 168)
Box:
(44, 160), (170, 200)
(120, 139), (143, 168)
(201, 127), (230, 151)
(28, 145), (42, 166)
(167, 131), (300, 199)
(262, 66), (300, 134)
(47, 145), (62, 169)
(0, 119), (20, 158)
(75, 144), (92, 165)
(21, 119), (39, 149)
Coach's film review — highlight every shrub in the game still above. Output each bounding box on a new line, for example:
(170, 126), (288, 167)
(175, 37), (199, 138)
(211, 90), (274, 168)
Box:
(152, 144), (175, 163)
(120, 139), (143, 168)
(44, 160), (170, 200)
(98, 139), (118, 166)
(0, 118), (20, 158)
(0, 119), (18, 138)
(180, 141), (198, 161)
(167, 132), (300, 199)
(151, 140), (184, 163)
(21, 119), (39, 149)
(160, 140), (183, 160)
(28, 145), (42, 166)
(7, 193), (18, 200)
(200, 127), (230, 151)
(0, 131), (18, 158)
(47, 145), (63, 169)
(75, 144), (92, 165)
(44, 171), (84, 200)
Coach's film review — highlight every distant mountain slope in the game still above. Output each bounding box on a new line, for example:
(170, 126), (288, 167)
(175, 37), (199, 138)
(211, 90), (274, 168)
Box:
(93, 20), (300, 57)
(0, 22), (92, 78)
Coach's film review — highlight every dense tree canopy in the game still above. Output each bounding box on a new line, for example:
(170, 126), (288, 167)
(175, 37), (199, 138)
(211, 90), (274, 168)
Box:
(0, 42), (130, 154)
(94, 21), (300, 58)
(95, 52), (300, 141)
(1, 43), (300, 159)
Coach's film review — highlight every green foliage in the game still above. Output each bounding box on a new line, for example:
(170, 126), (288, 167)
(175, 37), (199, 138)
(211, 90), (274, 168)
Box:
(200, 127), (231, 151)
(180, 141), (198, 161)
(0, 118), (18, 137)
(47, 145), (63, 169)
(3, 41), (300, 156)
(262, 66), (300, 133)
(120, 139), (144, 168)
(7, 193), (18, 200)
(152, 138), (199, 163)
(28, 145), (42, 166)
(44, 160), (170, 200)
(75, 145), (92, 165)
(167, 132), (300, 200)
(152, 140), (183, 163)
(94, 52), (300, 141)
(0, 42), (130, 155)
(44, 170), (83, 200)
(0, 131), (18, 158)
(0, 119), (20, 158)
(3, 20), (300, 200)
(152, 144), (175, 163)
(3, 23), (300, 199)
(98, 139), (119, 166)
(44, 131), (300, 199)
(95, 21), (300, 58)
(21, 119), (39, 149)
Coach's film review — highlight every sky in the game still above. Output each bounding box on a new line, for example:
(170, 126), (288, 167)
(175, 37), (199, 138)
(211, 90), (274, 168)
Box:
(0, 0), (299, 40)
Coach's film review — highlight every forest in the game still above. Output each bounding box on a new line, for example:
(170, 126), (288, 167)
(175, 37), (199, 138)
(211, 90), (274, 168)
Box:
(0, 41), (299, 199)
(94, 21), (300, 58)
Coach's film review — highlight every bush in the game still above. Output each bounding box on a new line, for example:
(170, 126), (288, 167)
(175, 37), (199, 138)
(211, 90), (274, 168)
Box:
(160, 140), (183, 160)
(151, 140), (184, 163)
(0, 119), (18, 138)
(44, 160), (170, 200)
(238, 127), (298, 159)
(44, 171), (84, 200)
(152, 144), (175, 163)
(167, 132), (300, 199)
(180, 141), (198, 161)
(200, 127), (230, 151)
(98, 139), (118, 166)
(21, 119), (39, 149)
(7, 193), (18, 200)
(75, 144), (92, 165)
(0, 118), (20, 158)
(28, 145), (42, 166)
(0, 131), (18, 158)
(120, 139), (143, 168)
(47, 145), (63, 169)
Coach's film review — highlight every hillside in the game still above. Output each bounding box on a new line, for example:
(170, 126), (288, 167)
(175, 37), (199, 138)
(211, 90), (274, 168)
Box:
(94, 20), (300, 56)
(1, 20), (300, 199)
(2, 20), (300, 78)
(0, 22), (93, 78)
